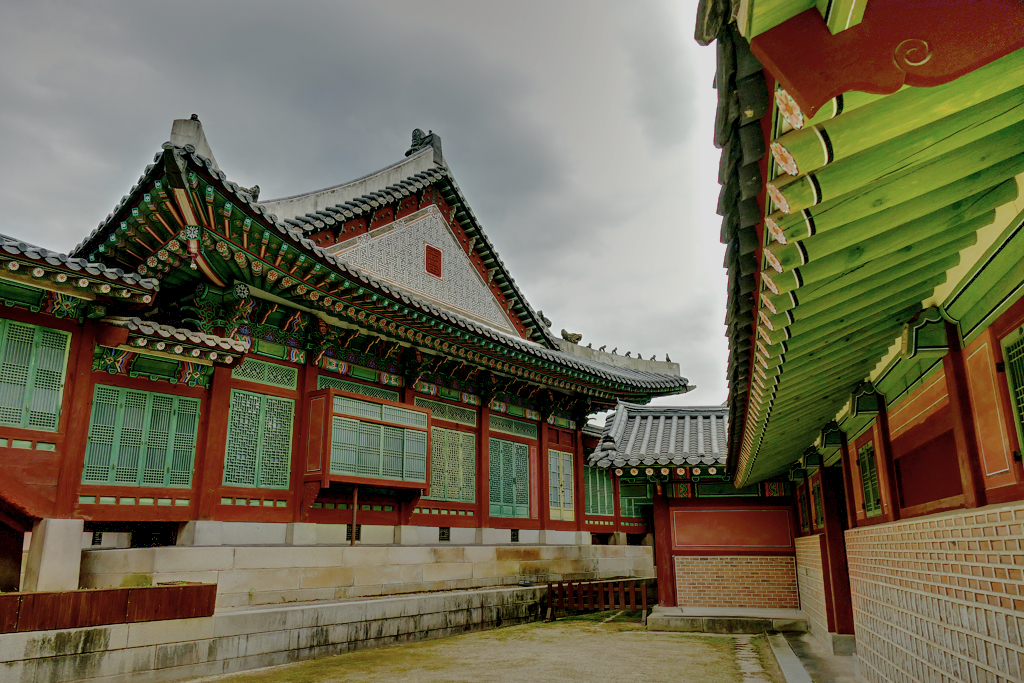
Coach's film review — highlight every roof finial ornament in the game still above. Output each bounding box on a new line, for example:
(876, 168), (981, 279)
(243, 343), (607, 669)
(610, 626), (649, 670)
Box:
(560, 329), (582, 344)
(405, 128), (444, 164)
(238, 184), (260, 201)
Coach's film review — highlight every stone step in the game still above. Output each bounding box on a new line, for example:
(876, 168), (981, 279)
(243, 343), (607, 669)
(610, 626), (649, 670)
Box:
(646, 606), (809, 634)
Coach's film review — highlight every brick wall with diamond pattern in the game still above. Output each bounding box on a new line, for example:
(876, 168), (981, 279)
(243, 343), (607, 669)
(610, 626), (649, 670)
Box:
(847, 502), (1024, 682)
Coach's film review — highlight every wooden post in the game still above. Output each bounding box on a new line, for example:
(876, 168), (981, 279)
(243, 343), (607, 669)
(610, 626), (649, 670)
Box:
(875, 409), (901, 522)
(479, 404), (491, 529)
(838, 433), (858, 529)
(641, 581), (648, 624)
(350, 485), (359, 546)
(944, 321), (987, 509)
(196, 365), (233, 520)
(545, 583), (554, 622)
(53, 323), (97, 517)
(821, 466), (855, 634)
(652, 490), (675, 607)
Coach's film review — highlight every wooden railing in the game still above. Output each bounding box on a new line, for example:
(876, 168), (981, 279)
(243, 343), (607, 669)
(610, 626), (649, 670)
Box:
(0, 582), (217, 633)
(545, 579), (649, 624)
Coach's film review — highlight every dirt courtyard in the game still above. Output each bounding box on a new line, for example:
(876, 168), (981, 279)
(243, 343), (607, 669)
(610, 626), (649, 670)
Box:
(185, 611), (784, 683)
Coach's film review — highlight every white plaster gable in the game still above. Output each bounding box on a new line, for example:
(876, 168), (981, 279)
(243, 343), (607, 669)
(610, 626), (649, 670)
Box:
(327, 205), (519, 335)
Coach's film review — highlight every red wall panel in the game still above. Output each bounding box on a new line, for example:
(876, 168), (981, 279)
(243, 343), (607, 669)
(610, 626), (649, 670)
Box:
(672, 508), (793, 551)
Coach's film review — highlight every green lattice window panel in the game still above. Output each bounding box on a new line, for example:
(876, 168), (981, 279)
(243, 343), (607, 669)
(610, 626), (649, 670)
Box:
(317, 375), (400, 402)
(489, 414), (538, 440)
(858, 441), (882, 517)
(1001, 327), (1024, 452)
(328, 416), (427, 483)
(0, 319), (70, 432)
(415, 397), (477, 427)
(422, 426), (475, 502)
(619, 478), (652, 518)
(584, 466), (614, 516)
(799, 485), (811, 531)
(489, 436), (529, 518)
(548, 449), (574, 521)
(333, 395), (427, 429)
(82, 385), (200, 487)
(812, 481), (824, 528)
(223, 389), (295, 489)
(231, 357), (298, 390)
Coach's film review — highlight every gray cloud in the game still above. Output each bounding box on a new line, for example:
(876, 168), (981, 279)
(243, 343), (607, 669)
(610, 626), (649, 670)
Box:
(0, 0), (729, 409)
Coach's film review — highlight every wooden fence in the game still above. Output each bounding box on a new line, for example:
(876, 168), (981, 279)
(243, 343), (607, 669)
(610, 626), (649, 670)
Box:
(545, 579), (649, 623)
(0, 582), (217, 633)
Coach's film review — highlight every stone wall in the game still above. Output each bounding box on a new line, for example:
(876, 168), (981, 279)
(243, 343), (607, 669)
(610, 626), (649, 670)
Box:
(795, 535), (830, 645)
(81, 544), (654, 609)
(847, 501), (1024, 682)
(0, 585), (545, 683)
(674, 555), (799, 609)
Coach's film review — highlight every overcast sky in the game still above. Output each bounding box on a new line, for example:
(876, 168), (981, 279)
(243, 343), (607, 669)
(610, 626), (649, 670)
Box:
(0, 1), (726, 411)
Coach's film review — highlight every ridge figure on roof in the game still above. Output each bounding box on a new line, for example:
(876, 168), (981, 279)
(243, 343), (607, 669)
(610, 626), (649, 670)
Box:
(612, 347), (617, 354)
(536, 310), (552, 328)
(238, 184), (260, 201)
(405, 128), (444, 165)
(625, 351), (632, 357)
(560, 329), (582, 344)
(666, 354), (671, 362)
(190, 114), (199, 121)
(599, 345), (606, 352)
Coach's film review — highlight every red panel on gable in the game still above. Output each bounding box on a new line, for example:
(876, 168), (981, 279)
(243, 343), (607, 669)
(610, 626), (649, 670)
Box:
(672, 508), (793, 549)
(425, 244), (443, 278)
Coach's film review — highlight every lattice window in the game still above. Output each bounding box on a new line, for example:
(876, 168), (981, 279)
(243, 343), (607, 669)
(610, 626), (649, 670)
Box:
(231, 357), (298, 390)
(0, 319), (70, 432)
(489, 414), (538, 440)
(584, 466), (614, 516)
(857, 441), (882, 517)
(619, 478), (652, 518)
(1002, 329), (1024, 452)
(812, 481), (824, 528)
(223, 389), (295, 489)
(423, 427), (475, 502)
(488, 436), (529, 518)
(82, 385), (200, 487)
(328, 415), (427, 483)
(548, 449), (574, 521)
(415, 397), (477, 427)
(317, 375), (399, 402)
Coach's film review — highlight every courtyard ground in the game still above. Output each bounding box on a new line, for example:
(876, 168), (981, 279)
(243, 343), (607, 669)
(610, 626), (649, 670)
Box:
(184, 611), (785, 683)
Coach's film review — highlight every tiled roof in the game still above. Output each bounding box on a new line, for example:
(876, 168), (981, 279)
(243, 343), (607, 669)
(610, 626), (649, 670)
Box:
(0, 235), (159, 291)
(588, 403), (728, 469)
(267, 161), (560, 347)
(71, 144), (690, 396)
(103, 317), (250, 353)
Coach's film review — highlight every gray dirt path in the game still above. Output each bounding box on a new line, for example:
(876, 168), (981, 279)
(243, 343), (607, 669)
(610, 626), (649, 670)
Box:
(185, 612), (785, 683)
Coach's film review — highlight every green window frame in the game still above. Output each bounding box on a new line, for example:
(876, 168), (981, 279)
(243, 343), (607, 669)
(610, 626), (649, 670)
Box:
(0, 319), (70, 432)
(488, 436), (529, 518)
(318, 375), (399, 402)
(858, 441), (882, 517)
(223, 389), (295, 489)
(584, 466), (614, 516)
(231, 357), (298, 390)
(548, 449), (574, 521)
(1001, 327), (1024, 449)
(422, 426), (475, 502)
(619, 477), (652, 518)
(82, 385), (201, 487)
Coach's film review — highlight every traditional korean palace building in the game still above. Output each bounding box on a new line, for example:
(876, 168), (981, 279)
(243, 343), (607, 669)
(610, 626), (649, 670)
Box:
(0, 120), (694, 595)
(694, 0), (1024, 680)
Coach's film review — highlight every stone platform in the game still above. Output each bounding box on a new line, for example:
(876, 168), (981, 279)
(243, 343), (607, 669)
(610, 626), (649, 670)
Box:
(80, 543), (655, 609)
(646, 606), (809, 634)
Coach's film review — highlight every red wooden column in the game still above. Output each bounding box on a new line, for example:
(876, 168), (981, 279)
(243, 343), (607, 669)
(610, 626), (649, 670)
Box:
(478, 404), (491, 530)
(574, 426), (585, 534)
(290, 361), (320, 522)
(944, 321), (987, 509)
(651, 490), (675, 607)
(874, 410), (901, 522)
(539, 418), (551, 529)
(838, 433), (859, 529)
(820, 466), (854, 634)
(54, 322), (98, 517)
(195, 365), (233, 519)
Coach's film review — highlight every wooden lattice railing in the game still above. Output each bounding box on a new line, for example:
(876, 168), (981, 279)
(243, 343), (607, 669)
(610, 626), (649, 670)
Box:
(545, 579), (650, 624)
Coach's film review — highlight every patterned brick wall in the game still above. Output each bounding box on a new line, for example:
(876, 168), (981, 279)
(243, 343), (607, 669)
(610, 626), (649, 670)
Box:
(847, 502), (1024, 682)
(795, 535), (830, 644)
(674, 555), (799, 609)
